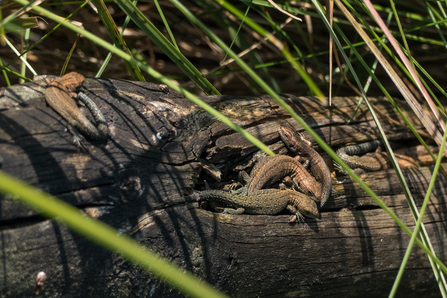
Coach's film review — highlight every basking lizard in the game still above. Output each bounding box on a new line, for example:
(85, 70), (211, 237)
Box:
(45, 72), (109, 143)
(279, 126), (332, 207)
(335, 140), (383, 173)
(191, 189), (319, 222)
(245, 155), (320, 201)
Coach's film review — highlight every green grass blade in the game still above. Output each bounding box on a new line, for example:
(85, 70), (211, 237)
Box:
(2, 17), (37, 32)
(154, 0), (179, 50)
(113, 0), (220, 95)
(0, 171), (228, 298)
(215, 0), (325, 100)
(3, 2), (88, 72)
(60, 35), (78, 76)
(173, 2), (446, 274)
(389, 117), (447, 298)
(0, 64), (29, 81)
(0, 58), (12, 86)
(90, 0), (145, 81)
(336, 0), (447, 292)
(4, 36), (36, 76)
(19, 27), (30, 84)
(337, 0), (446, 153)
(97, 0), (138, 77)
(362, 0), (446, 138)
(0, 5), (4, 44)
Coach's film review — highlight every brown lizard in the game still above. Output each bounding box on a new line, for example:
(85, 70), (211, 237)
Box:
(45, 72), (109, 144)
(191, 189), (319, 222)
(245, 155), (321, 201)
(279, 126), (332, 207)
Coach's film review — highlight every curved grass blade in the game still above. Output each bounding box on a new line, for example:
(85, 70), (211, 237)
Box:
(97, 0), (137, 77)
(361, 0), (446, 150)
(3, 1), (88, 72)
(2, 17), (36, 32)
(60, 35), (79, 76)
(335, 0), (447, 293)
(90, 0), (145, 81)
(0, 58), (12, 85)
(389, 121), (447, 297)
(0, 171), (228, 298)
(10, 0), (447, 282)
(173, 2), (447, 276)
(216, 0), (324, 101)
(114, 0), (220, 95)
(11, 0), (276, 152)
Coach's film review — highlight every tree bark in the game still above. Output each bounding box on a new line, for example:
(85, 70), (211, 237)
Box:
(0, 78), (445, 297)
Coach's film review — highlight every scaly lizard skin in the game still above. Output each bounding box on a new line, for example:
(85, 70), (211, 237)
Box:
(246, 155), (320, 200)
(192, 189), (319, 222)
(279, 126), (332, 207)
(336, 140), (383, 172)
(45, 72), (108, 142)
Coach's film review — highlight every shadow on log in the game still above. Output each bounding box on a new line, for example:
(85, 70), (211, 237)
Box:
(0, 77), (446, 297)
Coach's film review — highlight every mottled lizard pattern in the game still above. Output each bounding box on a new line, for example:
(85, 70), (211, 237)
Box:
(279, 126), (332, 207)
(336, 140), (383, 171)
(192, 189), (319, 222)
(45, 72), (109, 142)
(246, 155), (320, 201)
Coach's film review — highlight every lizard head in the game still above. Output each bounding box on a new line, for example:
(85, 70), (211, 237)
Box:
(299, 198), (319, 219)
(279, 126), (305, 154)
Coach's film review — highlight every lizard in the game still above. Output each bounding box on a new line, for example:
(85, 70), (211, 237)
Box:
(191, 189), (319, 223)
(279, 126), (332, 207)
(335, 139), (420, 175)
(244, 155), (321, 202)
(335, 140), (384, 174)
(44, 72), (109, 145)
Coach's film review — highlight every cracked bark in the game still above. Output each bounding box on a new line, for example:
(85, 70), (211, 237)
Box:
(0, 78), (445, 298)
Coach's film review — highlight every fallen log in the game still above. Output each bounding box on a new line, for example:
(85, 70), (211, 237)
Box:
(0, 77), (445, 297)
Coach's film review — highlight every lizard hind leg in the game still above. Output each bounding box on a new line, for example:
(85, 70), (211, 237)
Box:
(229, 171), (250, 196)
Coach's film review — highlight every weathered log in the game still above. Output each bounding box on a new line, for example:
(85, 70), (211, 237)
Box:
(0, 78), (445, 297)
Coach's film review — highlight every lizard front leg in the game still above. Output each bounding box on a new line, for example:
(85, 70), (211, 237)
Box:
(221, 207), (245, 214)
(286, 205), (305, 223)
